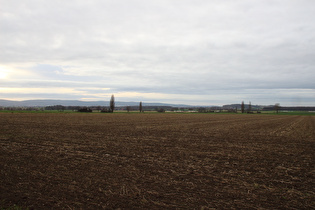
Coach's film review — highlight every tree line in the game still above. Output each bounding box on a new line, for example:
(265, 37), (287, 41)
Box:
(77, 94), (144, 113)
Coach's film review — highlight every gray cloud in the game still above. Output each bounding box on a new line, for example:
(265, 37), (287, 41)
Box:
(1, 0), (315, 105)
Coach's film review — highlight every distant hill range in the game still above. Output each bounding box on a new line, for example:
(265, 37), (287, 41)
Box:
(222, 104), (264, 110)
(1, 99), (315, 111)
(223, 104), (315, 111)
(0, 99), (192, 108)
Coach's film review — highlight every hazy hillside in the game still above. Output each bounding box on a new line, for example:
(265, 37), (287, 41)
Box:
(0, 99), (191, 107)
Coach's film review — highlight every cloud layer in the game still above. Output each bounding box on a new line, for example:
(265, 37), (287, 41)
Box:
(1, 0), (315, 105)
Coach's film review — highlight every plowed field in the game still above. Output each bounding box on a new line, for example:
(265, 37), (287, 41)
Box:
(0, 113), (314, 209)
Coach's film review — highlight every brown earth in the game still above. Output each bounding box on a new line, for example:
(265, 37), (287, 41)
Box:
(0, 113), (314, 209)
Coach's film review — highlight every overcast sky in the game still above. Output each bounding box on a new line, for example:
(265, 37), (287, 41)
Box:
(1, 0), (314, 106)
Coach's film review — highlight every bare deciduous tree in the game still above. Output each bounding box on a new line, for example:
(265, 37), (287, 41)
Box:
(248, 101), (252, 113)
(274, 103), (280, 114)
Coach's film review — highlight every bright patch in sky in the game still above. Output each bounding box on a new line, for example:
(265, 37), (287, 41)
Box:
(0, 66), (8, 79)
(0, 72), (6, 79)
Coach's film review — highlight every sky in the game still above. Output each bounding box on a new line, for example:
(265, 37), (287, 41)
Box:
(1, 0), (315, 106)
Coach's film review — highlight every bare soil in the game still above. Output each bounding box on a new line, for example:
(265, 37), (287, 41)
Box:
(0, 113), (314, 209)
